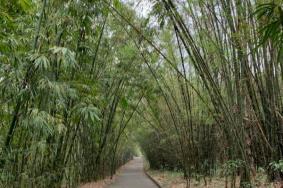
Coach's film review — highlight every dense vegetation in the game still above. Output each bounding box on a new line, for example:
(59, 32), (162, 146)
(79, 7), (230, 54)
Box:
(0, 0), (282, 188)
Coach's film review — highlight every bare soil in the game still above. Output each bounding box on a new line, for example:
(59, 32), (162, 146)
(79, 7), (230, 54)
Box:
(147, 170), (283, 188)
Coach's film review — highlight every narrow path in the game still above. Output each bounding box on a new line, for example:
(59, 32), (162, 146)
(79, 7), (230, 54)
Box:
(108, 157), (157, 188)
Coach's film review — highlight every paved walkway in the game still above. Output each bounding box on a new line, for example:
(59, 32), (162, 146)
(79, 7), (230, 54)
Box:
(108, 157), (157, 188)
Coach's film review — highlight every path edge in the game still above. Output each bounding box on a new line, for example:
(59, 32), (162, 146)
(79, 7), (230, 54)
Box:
(143, 169), (162, 188)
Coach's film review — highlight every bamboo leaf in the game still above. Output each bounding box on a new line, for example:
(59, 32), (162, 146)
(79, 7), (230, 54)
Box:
(50, 46), (77, 69)
(34, 55), (50, 70)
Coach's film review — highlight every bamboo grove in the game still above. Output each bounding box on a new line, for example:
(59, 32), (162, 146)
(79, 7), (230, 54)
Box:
(0, 0), (282, 188)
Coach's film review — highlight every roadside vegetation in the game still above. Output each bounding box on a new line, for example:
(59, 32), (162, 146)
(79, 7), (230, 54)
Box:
(0, 0), (282, 188)
(147, 169), (281, 188)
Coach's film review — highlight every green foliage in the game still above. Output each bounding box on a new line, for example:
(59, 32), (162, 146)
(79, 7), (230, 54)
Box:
(0, 0), (146, 187)
(51, 46), (77, 69)
(138, 130), (182, 171)
(114, 0), (122, 10)
(17, 0), (33, 13)
(21, 108), (54, 136)
(74, 102), (100, 124)
(269, 160), (283, 173)
(0, 0), (282, 187)
(254, 2), (283, 46)
(222, 160), (245, 176)
(32, 54), (50, 71)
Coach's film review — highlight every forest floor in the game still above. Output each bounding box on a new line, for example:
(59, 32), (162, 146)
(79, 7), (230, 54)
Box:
(79, 177), (115, 188)
(147, 170), (283, 188)
(79, 174), (117, 188)
(79, 164), (123, 188)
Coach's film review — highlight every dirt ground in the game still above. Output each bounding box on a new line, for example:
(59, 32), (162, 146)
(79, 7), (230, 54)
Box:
(79, 177), (115, 188)
(147, 170), (283, 188)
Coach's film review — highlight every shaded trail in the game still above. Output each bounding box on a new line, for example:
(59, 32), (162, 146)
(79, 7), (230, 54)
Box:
(108, 157), (157, 188)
